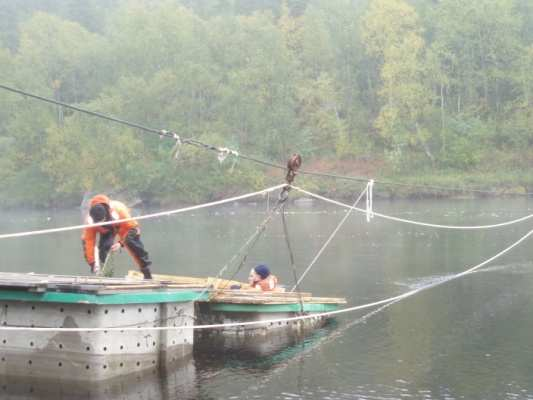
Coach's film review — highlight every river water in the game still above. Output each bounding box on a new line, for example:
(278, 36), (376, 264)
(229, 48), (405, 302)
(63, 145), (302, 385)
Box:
(1, 196), (533, 399)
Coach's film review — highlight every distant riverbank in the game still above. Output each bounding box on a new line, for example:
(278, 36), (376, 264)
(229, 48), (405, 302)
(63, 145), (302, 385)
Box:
(1, 159), (531, 210)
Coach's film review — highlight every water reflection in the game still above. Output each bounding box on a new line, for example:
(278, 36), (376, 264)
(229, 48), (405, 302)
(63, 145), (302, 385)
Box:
(0, 324), (345, 400)
(0, 358), (199, 400)
(195, 321), (338, 369)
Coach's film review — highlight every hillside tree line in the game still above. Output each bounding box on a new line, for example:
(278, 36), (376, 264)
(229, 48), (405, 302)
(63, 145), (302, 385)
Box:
(1, 0), (533, 206)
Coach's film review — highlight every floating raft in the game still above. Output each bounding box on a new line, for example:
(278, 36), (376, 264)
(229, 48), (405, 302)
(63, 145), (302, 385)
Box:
(0, 272), (206, 381)
(127, 271), (347, 355)
(128, 270), (346, 312)
(0, 272), (209, 294)
(0, 271), (346, 380)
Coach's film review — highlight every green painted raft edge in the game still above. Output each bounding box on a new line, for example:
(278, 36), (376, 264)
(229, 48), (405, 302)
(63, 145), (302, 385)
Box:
(207, 302), (341, 313)
(0, 289), (208, 304)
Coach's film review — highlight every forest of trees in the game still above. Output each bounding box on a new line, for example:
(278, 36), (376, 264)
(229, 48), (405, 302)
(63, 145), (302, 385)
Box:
(1, 0), (533, 207)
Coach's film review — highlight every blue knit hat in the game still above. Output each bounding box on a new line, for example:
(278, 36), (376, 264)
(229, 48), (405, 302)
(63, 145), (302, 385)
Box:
(254, 264), (270, 279)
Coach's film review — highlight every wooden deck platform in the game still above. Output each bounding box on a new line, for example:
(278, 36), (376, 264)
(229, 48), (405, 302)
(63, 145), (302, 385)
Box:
(0, 271), (347, 380)
(0, 271), (346, 307)
(127, 270), (347, 307)
(0, 272), (206, 293)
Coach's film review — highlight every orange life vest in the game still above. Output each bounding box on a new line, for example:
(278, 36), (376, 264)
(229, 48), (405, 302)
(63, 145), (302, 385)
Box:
(251, 274), (278, 291)
(81, 194), (138, 265)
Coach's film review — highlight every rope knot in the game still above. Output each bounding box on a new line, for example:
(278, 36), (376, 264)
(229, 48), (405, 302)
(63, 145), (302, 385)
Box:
(217, 147), (239, 164)
(170, 133), (182, 160)
(278, 184), (291, 203)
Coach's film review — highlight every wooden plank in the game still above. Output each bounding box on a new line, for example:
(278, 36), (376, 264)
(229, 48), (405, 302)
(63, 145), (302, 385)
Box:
(127, 270), (251, 289)
(98, 284), (164, 290)
(208, 302), (342, 313)
(208, 295), (346, 305)
(0, 272), (346, 305)
(213, 290), (313, 298)
(0, 273), (139, 290)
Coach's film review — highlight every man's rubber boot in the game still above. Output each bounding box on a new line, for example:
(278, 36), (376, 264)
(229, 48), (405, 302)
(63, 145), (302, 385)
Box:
(141, 266), (153, 280)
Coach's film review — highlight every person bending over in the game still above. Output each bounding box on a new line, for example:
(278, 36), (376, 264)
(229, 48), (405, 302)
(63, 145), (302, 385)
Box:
(82, 194), (153, 279)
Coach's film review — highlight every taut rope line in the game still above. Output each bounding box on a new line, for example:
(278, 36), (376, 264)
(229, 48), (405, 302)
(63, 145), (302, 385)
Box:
(292, 185), (533, 230)
(1, 83), (531, 196)
(0, 185), (287, 240)
(2, 182), (531, 241)
(290, 182), (369, 292)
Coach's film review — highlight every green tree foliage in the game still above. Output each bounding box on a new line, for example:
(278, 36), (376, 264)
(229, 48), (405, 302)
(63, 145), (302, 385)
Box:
(209, 12), (304, 158)
(430, 0), (522, 114)
(15, 12), (108, 102)
(361, 0), (433, 160)
(1, 0), (533, 206)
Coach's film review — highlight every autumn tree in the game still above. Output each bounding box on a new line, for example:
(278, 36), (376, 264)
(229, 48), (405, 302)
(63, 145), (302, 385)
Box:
(361, 0), (434, 163)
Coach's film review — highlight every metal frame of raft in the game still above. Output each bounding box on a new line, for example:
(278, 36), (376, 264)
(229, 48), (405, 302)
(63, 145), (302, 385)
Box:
(0, 289), (206, 304)
(0, 271), (346, 381)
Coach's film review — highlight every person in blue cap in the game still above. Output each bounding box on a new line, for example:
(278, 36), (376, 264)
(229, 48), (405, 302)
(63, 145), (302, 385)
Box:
(248, 264), (279, 291)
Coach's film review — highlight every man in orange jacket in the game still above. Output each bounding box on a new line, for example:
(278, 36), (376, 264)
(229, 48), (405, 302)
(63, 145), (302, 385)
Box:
(81, 194), (153, 279)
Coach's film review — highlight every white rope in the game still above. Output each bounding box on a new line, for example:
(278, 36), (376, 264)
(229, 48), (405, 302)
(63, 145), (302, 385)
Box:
(0, 184), (287, 240)
(2, 226), (531, 333)
(170, 133), (182, 160)
(5, 182), (526, 241)
(217, 147), (239, 163)
(191, 199), (282, 301)
(366, 179), (374, 222)
(290, 184), (369, 292)
(292, 185), (533, 230)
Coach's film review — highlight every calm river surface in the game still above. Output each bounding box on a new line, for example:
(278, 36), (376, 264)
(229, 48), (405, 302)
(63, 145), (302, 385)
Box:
(1, 197), (533, 400)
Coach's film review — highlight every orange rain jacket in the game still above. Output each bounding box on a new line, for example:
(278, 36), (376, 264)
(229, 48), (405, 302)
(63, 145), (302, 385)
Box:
(81, 194), (138, 266)
(251, 275), (279, 291)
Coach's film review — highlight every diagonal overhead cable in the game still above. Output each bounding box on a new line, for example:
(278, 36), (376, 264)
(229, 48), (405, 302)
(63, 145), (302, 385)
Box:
(1, 83), (530, 196)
